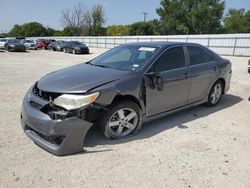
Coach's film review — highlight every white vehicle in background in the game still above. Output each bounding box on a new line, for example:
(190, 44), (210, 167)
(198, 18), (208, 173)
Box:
(0, 38), (8, 49)
(21, 39), (37, 50)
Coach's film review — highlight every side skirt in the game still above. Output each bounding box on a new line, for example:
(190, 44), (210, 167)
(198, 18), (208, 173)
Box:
(143, 98), (208, 124)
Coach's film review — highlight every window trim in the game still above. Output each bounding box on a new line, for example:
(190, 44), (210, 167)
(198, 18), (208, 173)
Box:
(185, 45), (215, 67)
(146, 45), (188, 74)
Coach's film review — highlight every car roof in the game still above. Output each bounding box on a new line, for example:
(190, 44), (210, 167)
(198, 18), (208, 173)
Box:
(123, 41), (202, 48)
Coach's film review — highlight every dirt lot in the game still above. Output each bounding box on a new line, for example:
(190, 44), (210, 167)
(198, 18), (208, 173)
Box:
(0, 49), (249, 188)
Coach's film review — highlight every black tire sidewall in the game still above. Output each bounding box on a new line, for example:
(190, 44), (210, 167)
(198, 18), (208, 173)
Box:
(100, 100), (142, 139)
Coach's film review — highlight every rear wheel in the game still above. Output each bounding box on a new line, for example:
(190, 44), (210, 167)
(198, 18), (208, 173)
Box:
(100, 100), (142, 139)
(206, 81), (223, 107)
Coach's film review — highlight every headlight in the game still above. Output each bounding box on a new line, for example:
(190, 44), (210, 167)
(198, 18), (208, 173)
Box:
(10, 44), (15, 47)
(75, 47), (80, 50)
(53, 92), (99, 110)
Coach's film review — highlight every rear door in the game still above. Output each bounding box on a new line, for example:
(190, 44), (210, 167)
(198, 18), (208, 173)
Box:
(145, 46), (191, 116)
(186, 45), (218, 103)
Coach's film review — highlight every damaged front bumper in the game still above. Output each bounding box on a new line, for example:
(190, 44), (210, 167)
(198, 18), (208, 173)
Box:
(20, 89), (93, 156)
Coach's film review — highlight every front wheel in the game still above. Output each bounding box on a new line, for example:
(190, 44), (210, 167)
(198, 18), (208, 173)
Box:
(100, 100), (142, 139)
(206, 81), (223, 107)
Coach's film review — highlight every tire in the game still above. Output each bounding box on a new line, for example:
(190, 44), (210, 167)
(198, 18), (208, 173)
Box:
(99, 100), (142, 139)
(206, 81), (223, 107)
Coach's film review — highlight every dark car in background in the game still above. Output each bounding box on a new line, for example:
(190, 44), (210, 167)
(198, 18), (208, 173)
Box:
(21, 42), (232, 155)
(5, 39), (26, 52)
(48, 41), (66, 51)
(63, 41), (89, 54)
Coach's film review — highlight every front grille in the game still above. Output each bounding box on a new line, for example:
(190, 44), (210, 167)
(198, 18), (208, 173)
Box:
(33, 84), (61, 101)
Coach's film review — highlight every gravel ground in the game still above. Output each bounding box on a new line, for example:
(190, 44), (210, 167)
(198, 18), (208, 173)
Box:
(0, 49), (249, 188)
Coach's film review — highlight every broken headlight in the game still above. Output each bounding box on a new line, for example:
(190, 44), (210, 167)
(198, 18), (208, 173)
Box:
(53, 92), (99, 111)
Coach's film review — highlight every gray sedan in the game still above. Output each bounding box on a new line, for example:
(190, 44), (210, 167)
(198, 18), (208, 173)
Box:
(21, 42), (232, 155)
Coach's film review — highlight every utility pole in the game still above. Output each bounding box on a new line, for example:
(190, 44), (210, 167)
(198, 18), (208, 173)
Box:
(142, 12), (148, 23)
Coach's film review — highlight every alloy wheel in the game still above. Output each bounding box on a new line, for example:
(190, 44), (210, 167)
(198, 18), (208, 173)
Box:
(211, 83), (222, 104)
(108, 108), (138, 137)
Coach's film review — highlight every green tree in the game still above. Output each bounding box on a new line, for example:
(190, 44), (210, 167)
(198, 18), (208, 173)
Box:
(8, 24), (24, 37)
(60, 27), (74, 36)
(129, 22), (155, 35)
(107, 25), (130, 36)
(9, 22), (48, 37)
(91, 5), (105, 36)
(223, 9), (250, 33)
(156, 0), (225, 34)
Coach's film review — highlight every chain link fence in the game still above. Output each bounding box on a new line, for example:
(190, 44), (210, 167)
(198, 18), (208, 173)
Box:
(31, 34), (250, 56)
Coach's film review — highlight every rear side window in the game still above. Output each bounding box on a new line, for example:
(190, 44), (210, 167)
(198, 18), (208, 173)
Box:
(187, 46), (213, 65)
(154, 47), (186, 72)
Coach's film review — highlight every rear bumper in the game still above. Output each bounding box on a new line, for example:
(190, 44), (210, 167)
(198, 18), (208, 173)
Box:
(27, 46), (37, 50)
(20, 90), (93, 156)
(9, 46), (26, 52)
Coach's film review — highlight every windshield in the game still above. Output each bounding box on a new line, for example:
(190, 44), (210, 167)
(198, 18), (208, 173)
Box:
(8, 39), (20, 43)
(90, 45), (159, 71)
(25, 40), (34, 43)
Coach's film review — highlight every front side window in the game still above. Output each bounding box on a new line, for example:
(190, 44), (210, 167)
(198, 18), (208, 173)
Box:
(187, 46), (213, 65)
(154, 47), (186, 72)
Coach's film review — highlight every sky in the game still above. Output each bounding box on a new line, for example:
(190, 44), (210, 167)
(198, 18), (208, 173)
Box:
(0, 0), (250, 33)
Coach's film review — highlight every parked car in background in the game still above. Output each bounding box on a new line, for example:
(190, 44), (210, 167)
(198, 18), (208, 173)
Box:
(36, 40), (51, 50)
(16, 37), (26, 41)
(63, 41), (89, 54)
(5, 39), (26, 52)
(21, 42), (232, 155)
(21, 39), (37, 50)
(35, 39), (42, 44)
(0, 38), (8, 49)
(48, 41), (66, 51)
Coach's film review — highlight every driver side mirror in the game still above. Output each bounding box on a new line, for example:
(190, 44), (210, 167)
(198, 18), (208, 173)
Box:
(146, 71), (164, 91)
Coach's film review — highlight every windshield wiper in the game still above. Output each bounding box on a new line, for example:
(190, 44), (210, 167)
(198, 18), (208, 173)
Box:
(89, 63), (110, 68)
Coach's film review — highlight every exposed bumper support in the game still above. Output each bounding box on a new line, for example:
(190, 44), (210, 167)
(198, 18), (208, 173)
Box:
(21, 91), (93, 156)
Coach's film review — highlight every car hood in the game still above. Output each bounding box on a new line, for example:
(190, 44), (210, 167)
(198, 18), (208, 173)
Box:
(37, 63), (130, 93)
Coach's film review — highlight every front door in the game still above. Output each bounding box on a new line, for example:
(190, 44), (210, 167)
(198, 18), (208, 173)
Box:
(145, 46), (191, 116)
